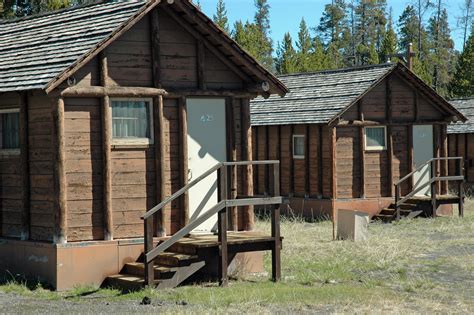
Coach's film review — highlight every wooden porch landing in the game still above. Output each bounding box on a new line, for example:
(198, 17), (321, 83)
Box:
(106, 232), (282, 291)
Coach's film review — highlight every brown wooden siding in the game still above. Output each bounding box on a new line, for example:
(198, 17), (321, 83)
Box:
(448, 133), (474, 185)
(336, 127), (360, 198)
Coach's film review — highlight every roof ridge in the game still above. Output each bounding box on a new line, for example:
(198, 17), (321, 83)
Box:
(277, 63), (395, 78)
(0, 0), (138, 25)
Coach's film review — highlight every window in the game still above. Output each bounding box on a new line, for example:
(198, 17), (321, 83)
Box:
(365, 126), (386, 151)
(293, 135), (305, 159)
(0, 109), (20, 151)
(111, 99), (153, 145)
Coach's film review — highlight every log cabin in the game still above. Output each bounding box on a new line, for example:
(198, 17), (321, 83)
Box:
(250, 63), (466, 225)
(0, 0), (288, 290)
(448, 98), (474, 189)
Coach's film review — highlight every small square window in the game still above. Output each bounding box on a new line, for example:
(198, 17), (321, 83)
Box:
(0, 110), (20, 150)
(293, 135), (305, 159)
(111, 99), (153, 145)
(365, 126), (386, 151)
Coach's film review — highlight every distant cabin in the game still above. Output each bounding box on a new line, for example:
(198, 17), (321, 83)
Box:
(448, 98), (474, 185)
(250, 63), (465, 219)
(0, 1), (287, 290)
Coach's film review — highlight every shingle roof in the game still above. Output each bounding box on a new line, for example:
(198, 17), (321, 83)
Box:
(448, 98), (474, 134)
(0, 1), (147, 93)
(250, 64), (395, 126)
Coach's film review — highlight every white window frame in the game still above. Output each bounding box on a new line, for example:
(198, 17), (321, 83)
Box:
(110, 98), (154, 146)
(0, 108), (20, 156)
(293, 134), (305, 159)
(364, 126), (387, 151)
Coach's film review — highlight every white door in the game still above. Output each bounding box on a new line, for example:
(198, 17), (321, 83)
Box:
(186, 98), (227, 233)
(412, 125), (433, 196)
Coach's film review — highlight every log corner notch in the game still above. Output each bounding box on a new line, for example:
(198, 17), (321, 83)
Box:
(52, 96), (67, 244)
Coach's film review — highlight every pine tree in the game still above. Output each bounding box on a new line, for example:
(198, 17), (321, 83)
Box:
(311, 37), (330, 70)
(253, 0), (274, 69)
(317, 0), (348, 46)
(458, 0), (473, 49)
(296, 18), (313, 72)
(233, 20), (261, 59)
(380, 8), (398, 62)
(275, 33), (298, 74)
(213, 0), (229, 33)
(428, 5), (456, 96)
(325, 42), (343, 69)
(449, 25), (474, 97)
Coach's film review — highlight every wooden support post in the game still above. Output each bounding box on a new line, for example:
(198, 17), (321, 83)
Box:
(408, 126), (414, 191)
(359, 127), (366, 198)
(265, 125), (270, 195)
(464, 132), (469, 182)
(20, 92), (30, 240)
(318, 125), (324, 197)
(305, 125), (310, 196)
(144, 218), (155, 287)
(226, 97), (238, 231)
(414, 92), (419, 122)
(271, 164), (281, 282)
(459, 160), (464, 218)
(254, 127), (259, 194)
(100, 52), (113, 241)
(53, 97), (67, 244)
(277, 125), (282, 196)
(154, 95), (166, 236)
(218, 166), (228, 286)
(395, 184), (401, 221)
(431, 160), (437, 218)
(441, 125), (448, 194)
(331, 127), (337, 240)
(433, 125), (440, 194)
(289, 125), (295, 195)
(241, 99), (254, 231)
(178, 97), (189, 227)
(387, 126), (394, 197)
(102, 95), (113, 240)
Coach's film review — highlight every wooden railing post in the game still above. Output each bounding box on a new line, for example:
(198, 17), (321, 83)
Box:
(218, 166), (228, 287)
(271, 163), (281, 282)
(144, 217), (154, 287)
(459, 158), (464, 218)
(431, 160), (437, 218)
(395, 184), (401, 221)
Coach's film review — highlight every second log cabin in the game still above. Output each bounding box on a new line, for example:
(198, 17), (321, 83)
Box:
(250, 63), (466, 220)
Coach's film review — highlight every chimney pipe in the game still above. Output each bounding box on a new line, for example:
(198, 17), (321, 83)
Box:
(407, 43), (414, 71)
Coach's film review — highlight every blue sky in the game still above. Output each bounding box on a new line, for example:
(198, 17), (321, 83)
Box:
(199, 0), (467, 51)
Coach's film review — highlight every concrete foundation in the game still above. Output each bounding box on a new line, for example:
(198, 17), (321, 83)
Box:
(0, 238), (264, 291)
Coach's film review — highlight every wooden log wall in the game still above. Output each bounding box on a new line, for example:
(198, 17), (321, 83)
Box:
(252, 124), (332, 199)
(448, 132), (474, 186)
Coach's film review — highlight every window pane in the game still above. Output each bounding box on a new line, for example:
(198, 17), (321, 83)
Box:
(111, 100), (150, 139)
(294, 136), (305, 156)
(366, 127), (385, 148)
(2, 112), (20, 149)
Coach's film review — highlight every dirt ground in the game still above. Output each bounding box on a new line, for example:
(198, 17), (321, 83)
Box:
(1, 203), (473, 314)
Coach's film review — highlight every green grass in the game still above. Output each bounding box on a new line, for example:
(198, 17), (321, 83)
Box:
(1, 202), (473, 313)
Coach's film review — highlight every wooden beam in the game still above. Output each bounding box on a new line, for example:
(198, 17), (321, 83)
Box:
(53, 97), (67, 244)
(179, 97), (189, 228)
(387, 126), (394, 197)
(433, 125), (440, 194)
(154, 95), (167, 236)
(277, 125), (282, 196)
(464, 132), (469, 182)
(150, 7), (162, 89)
(197, 41), (207, 90)
(359, 127), (365, 198)
(226, 97), (238, 231)
(254, 127), (259, 194)
(218, 167), (228, 286)
(100, 52), (113, 241)
(265, 125), (270, 195)
(61, 86), (167, 98)
(241, 99), (254, 231)
(166, 90), (257, 98)
(19, 92), (30, 240)
(331, 127), (337, 240)
(414, 91), (419, 122)
(441, 125), (448, 194)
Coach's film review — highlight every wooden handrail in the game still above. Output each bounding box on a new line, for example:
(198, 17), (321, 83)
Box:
(143, 160), (282, 287)
(394, 157), (465, 221)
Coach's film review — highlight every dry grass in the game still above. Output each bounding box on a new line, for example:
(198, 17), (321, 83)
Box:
(1, 202), (473, 313)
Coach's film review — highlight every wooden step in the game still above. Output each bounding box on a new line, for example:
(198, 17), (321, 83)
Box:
(389, 203), (418, 210)
(124, 262), (174, 279)
(105, 274), (152, 292)
(372, 214), (395, 223)
(155, 252), (200, 267)
(380, 208), (413, 216)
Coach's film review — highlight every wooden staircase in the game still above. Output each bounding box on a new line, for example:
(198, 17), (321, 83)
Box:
(106, 160), (283, 291)
(373, 157), (465, 223)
